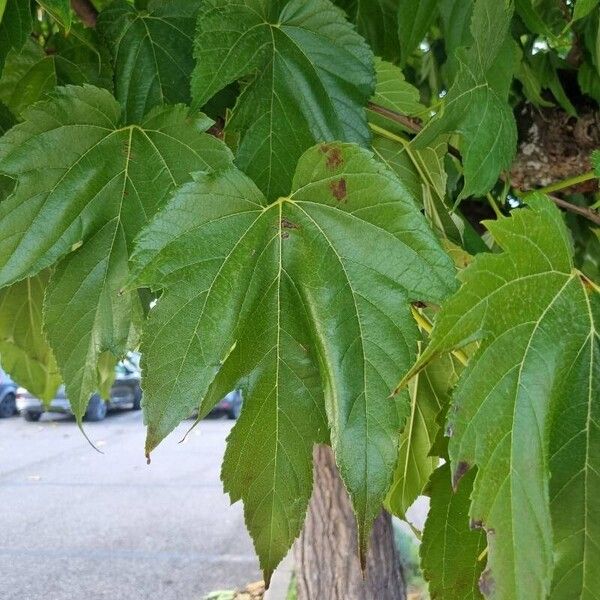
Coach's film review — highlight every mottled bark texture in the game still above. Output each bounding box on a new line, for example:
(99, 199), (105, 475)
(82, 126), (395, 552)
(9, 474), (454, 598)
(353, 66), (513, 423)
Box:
(295, 445), (406, 600)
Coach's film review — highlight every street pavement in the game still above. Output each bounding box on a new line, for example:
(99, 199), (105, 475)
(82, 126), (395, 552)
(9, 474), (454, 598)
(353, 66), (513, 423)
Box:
(0, 410), (260, 600)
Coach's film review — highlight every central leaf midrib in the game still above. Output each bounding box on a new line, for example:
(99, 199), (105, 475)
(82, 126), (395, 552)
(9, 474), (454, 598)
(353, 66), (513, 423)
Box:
(291, 200), (371, 534)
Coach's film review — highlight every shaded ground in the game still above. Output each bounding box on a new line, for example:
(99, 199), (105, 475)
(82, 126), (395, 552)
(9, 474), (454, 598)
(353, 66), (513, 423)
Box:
(0, 410), (260, 600)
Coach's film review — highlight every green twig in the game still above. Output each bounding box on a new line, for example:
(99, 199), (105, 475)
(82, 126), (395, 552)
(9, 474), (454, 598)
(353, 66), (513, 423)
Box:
(525, 171), (596, 196)
(367, 101), (422, 134)
(410, 307), (468, 367)
(368, 122), (411, 146)
(486, 193), (503, 218)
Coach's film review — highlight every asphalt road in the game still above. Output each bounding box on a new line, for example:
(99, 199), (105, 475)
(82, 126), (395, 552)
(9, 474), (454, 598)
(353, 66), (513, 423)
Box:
(0, 410), (260, 600)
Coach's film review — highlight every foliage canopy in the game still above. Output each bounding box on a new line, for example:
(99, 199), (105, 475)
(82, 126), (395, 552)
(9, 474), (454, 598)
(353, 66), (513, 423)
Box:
(0, 0), (599, 597)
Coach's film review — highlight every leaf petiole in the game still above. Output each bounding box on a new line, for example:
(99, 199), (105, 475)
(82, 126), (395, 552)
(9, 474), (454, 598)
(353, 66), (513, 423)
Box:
(410, 307), (469, 367)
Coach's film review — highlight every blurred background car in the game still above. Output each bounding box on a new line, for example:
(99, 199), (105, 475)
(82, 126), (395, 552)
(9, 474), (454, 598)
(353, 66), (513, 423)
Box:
(16, 357), (142, 422)
(0, 366), (18, 418)
(209, 390), (243, 420)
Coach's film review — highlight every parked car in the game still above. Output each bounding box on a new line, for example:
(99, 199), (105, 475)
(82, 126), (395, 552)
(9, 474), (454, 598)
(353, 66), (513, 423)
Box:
(0, 367), (17, 418)
(16, 358), (142, 422)
(210, 390), (243, 420)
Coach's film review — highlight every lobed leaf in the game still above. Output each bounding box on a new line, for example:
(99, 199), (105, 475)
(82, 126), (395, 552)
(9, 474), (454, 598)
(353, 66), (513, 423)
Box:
(98, 0), (198, 123)
(414, 0), (517, 199)
(0, 84), (232, 420)
(132, 142), (456, 583)
(399, 196), (600, 599)
(191, 0), (375, 200)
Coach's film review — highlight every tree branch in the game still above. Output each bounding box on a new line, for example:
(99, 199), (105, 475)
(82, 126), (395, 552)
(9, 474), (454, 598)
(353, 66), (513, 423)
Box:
(367, 101), (421, 134)
(71, 0), (98, 27)
(547, 194), (600, 226)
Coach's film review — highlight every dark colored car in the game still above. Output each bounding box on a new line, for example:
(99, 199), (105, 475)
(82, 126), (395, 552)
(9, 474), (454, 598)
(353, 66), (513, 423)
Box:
(16, 359), (142, 422)
(0, 367), (18, 418)
(210, 390), (243, 420)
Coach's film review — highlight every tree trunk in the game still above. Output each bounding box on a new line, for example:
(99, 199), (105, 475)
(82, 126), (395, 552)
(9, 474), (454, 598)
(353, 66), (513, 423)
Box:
(295, 445), (406, 600)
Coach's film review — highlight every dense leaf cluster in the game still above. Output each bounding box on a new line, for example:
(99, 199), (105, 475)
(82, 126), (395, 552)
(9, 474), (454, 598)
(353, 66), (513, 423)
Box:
(0, 1), (599, 598)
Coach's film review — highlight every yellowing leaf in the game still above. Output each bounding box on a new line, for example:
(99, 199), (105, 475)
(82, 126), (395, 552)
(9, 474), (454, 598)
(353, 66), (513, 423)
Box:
(0, 271), (61, 402)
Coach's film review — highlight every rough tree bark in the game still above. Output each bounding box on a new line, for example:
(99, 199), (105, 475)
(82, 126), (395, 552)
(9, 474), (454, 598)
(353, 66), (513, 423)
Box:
(295, 445), (406, 600)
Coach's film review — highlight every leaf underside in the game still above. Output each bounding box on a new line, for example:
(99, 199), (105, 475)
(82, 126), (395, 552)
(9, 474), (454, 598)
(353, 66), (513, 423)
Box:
(0, 270), (61, 402)
(132, 142), (456, 583)
(421, 464), (486, 600)
(403, 196), (600, 599)
(0, 84), (231, 419)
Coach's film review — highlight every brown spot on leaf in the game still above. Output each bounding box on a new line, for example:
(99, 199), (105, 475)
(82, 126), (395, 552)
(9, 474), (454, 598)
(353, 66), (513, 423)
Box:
(280, 217), (299, 229)
(479, 569), (495, 597)
(329, 178), (347, 202)
(320, 143), (344, 170)
(452, 460), (470, 490)
(470, 519), (483, 530)
(412, 300), (427, 308)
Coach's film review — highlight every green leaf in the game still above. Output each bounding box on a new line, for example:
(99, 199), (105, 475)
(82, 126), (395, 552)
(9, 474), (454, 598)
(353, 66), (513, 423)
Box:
(438, 0), (473, 59)
(414, 0), (517, 199)
(97, 0), (198, 123)
(574, 0), (600, 20)
(191, 0), (375, 200)
(48, 25), (114, 92)
(38, 0), (72, 30)
(397, 0), (438, 64)
(399, 196), (600, 599)
(131, 142), (456, 581)
(371, 131), (468, 246)
(371, 57), (426, 119)
(0, 0), (31, 73)
(0, 32), (113, 119)
(386, 352), (459, 517)
(0, 271), (61, 403)
(0, 41), (58, 118)
(335, 0), (401, 61)
(0, 84), (232, 420)
(548, 291), (600, 598)
(421, 464), (486, 600)
(516, 59), (554, 109)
